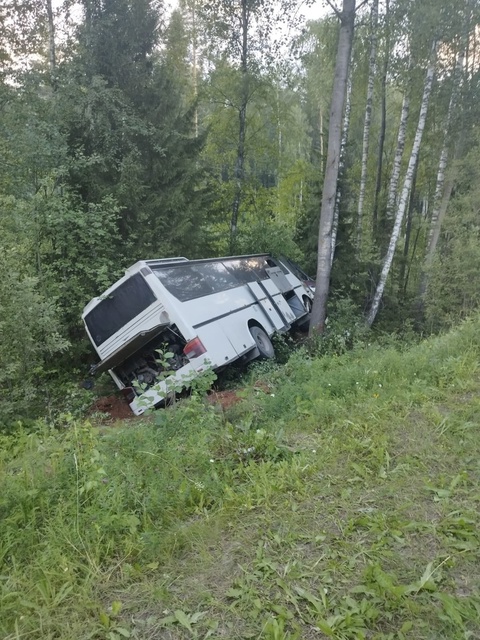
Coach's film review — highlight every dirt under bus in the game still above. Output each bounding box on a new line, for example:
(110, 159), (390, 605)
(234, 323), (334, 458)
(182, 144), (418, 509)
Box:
(82, 254), (314, 416)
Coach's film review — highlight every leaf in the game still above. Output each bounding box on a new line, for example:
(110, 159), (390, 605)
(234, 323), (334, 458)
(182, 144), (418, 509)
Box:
(400, 620), (413, 633)
(174, 609), (193, 632)
(436, 592), (464, 626)
(315, 618), (334, 636)
(114, 628), (131, 638)
(99, 611), (110, 628)
(418, 562), (435, 590)
(111, 600), (122, 616)
(293, 585), (324, 612)
(190, 611), (207, 623)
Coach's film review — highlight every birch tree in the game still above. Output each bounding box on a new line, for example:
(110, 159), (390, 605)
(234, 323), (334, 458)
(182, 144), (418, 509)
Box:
(179, 0), (201, 136)
(310, 0), (359, 335)
(418, 2), (472, 304)
(366, 41), (437, 327)
(385, 92), (410, 220)
(422, 49), (464, 261)
(331, 73), (352, 265)
(45, 0), (57, 88)
(372, 0), (389, 229)
(356, 0), (378, 253)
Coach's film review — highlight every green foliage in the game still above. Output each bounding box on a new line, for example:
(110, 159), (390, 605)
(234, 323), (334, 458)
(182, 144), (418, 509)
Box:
(2, 315), (480, 637)
(301, 297), (371, 359)
(0, 245), (69, 426)
(424, 146), (480, 330)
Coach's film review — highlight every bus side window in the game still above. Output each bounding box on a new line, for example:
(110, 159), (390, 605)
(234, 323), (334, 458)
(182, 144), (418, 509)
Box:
(223, 257), (269, 283)
(223, 259), (256, 284)
(154, 266), (213, 301)
(154, 263), (238, 301)
(194, 263), (238, 293)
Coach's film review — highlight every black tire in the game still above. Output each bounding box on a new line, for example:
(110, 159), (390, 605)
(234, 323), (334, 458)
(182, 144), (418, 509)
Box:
(250, 326), (275, 359)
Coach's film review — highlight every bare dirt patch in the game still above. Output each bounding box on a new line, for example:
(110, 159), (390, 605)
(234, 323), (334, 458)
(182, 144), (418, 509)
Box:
(89, 394), (136, 422)
(207, 389), (242, 411)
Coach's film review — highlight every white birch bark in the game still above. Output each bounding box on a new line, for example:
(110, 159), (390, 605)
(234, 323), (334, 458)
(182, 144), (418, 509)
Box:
(356, 0), (378, 252)
(191, 0), (199, 138)
(331, 73), (352, 265)
(425, 48), (465, 259)
(45, 0), (57, 88)
(366, 42), (437, 327)
(418, 22), (469, 305)
(386, 92), (409, 219)
(310, 0), (356, 335)
(319, 105), (324, 170)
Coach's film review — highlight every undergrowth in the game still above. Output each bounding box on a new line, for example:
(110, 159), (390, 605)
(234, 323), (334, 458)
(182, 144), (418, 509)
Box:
(1, 316), (480, 638)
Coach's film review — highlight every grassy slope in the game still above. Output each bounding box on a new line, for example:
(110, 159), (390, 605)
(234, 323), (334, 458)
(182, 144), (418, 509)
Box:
(1, 317), (480, 639)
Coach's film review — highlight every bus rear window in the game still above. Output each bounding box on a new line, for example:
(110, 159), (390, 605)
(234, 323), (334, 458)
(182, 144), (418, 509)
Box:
(85, 274), (156, 346)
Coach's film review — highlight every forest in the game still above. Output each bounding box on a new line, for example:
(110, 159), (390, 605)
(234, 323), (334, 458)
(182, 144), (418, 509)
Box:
(0, 0), (480, 424)
(1, 3), (480, 638)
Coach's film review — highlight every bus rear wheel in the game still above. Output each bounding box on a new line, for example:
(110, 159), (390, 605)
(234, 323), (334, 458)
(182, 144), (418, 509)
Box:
(250, 326), (275, 360)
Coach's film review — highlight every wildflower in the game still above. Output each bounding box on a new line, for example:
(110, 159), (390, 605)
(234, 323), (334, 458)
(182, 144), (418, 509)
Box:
(209, 459), (215, 463)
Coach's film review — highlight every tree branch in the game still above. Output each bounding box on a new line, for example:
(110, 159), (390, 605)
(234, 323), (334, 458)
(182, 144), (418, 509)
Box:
(355, 0), (371, 13)
(324, 0), (342, 19)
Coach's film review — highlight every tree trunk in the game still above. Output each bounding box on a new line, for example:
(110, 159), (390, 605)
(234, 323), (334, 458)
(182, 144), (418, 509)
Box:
(230, 0), (249, 252)
(331, 73), (352, 265)
(356, 0), (378, 253)
(398, 154), (418, 291)
(418, 18), (469, 305)
(45, 0), (57, 88)
(366, 41), (437, 327)
(319, 104), (324, 172)
(310, 0), (356, 335)
(191, 0), (199, 138)
(386, 92), (410, 220)
(372, 0), (389, 231)
(427, 58), (462, 245)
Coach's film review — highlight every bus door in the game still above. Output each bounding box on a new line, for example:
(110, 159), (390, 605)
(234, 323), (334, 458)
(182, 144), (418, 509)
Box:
(245, 279), (294, 333)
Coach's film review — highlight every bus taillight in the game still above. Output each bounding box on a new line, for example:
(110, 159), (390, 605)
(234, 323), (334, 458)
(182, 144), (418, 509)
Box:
(183, 337), (206, 359)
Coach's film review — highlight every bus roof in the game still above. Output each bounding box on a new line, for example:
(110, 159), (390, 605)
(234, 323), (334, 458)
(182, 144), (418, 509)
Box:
(145, 253), (271, 270)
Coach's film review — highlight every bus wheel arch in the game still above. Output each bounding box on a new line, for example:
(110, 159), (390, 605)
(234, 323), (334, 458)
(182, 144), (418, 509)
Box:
(247, 320), (275, 360)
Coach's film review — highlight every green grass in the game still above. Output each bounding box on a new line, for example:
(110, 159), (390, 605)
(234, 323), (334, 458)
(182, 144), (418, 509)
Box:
(1, 317), (480, 639)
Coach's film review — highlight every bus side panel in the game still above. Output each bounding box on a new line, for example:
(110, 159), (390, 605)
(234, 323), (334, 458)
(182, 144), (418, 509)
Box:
(217, 309), (262, 356)
(195, 323), (239, 368)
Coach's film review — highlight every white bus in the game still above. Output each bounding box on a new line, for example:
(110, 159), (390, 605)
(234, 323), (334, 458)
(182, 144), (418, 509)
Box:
(82, 254), (314, 415)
